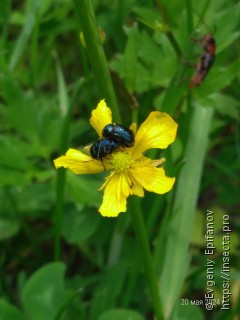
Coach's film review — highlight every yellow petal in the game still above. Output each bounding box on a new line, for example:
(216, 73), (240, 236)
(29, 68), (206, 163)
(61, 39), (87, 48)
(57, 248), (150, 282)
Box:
(132, 111), (178, 155)
(53, 148), (104, 174)
(131, 181), (144, 197)
(90, 99), (112, 136)
(99, 172), (132, 217)
(130, 161), (175, 194)
(129, 122), (137, 134)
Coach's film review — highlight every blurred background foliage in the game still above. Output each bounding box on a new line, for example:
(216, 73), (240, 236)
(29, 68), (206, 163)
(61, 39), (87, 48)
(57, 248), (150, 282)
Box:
(0, 0), (239, 319)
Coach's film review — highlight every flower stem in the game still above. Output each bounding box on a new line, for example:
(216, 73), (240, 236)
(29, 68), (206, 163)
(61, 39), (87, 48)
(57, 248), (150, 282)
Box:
(73, 0), (121, 123)
(129, 197), (164, 320)
(54, 57), (82, 260)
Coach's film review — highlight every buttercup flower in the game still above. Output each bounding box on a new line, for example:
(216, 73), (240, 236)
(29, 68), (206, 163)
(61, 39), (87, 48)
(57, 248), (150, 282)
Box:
(54, 100), (178, 217)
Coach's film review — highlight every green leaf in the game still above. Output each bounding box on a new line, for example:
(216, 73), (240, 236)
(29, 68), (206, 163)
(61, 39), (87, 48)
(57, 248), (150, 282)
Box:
(3, 78), (39, 141)
(159, 105), (214, 318)
(98, 308), (145, 320)
(0, 168), (30, 186)
(16, 182), (55, 214)
(2, 75), (62, 153)
(213, 3), (240, 53)
(0, 299), (27, 320)
(156, 66), (186, 115)
(210, 93), (239, 119)
(90, 263), (127, 319)
(138, 32), (177, 87)
(0, 136), (35, 170)
(123, 24), (138, 93)
(61, 206), (101, 244)
(176, 303), (204, 320)
(133, 7), (169, 32)
(191, 210), (204, 246)
(8, 0), (44, 71)
(67, 172), (102, 207)
(0, 217), (20, 240)
(22, 262), (66, 320)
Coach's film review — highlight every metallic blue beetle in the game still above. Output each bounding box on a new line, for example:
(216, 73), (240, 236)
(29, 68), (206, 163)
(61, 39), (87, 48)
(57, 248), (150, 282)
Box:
(90, 138), (119, 160)
(102, 124), (134, 147)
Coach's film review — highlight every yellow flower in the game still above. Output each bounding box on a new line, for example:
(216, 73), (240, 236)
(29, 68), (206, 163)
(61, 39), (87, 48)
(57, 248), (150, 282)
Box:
(54, 100), (178, 217)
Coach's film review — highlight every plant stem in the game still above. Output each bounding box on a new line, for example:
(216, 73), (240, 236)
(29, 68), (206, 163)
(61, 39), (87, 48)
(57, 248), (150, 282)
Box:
(185, 0), (194, 34)
(129, 197), (164, 320)
(156, 0), (182, 58)
(54, 58), (82, 260)
(73, 0), (121, 123)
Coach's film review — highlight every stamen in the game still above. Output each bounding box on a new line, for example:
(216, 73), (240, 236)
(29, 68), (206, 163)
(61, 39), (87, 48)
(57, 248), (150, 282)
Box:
(111, 152), (133, 172)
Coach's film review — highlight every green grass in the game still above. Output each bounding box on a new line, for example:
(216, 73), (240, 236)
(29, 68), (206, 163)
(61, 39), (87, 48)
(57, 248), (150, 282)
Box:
(0, 0), (239, 319)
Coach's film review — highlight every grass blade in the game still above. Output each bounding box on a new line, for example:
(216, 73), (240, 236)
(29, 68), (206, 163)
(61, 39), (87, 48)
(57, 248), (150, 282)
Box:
(159, 104), (214, 318)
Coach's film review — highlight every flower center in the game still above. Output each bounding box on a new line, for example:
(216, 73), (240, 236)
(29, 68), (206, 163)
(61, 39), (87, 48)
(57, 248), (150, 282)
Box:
(111, 152), (133, 172)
